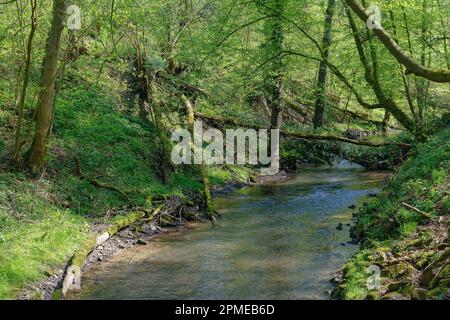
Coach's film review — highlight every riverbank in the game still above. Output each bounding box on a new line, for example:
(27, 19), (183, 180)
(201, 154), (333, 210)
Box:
(332, 129), (450, 300)
(65, 169), (386, 300)
(15, 171), (288, 300)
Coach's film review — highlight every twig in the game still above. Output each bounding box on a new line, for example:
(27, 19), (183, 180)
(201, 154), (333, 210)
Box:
(401, 202), (433, 220)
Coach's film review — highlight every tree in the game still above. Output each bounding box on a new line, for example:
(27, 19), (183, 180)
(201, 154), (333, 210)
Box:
(26, 0), (67, 174)
(261, 0), (286, 130)
(14, 0), (37, 166)
(344, 0), (450, 83)
(312, 0), (337, 129)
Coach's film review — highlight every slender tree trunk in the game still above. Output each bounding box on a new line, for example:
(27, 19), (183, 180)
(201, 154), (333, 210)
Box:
(182, 95), (217, 220)
(313, 0), (336, 129)
(415, 0), (430, 134)
(14, 0), (37, 166)
(262, 0), (286, 130)
(26, 0), (67, 174)
(345, 4), (416, 133)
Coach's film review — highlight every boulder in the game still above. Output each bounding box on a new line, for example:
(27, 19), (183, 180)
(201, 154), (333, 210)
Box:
(383, 262), (416, 281)
(410, 288), (428, 300)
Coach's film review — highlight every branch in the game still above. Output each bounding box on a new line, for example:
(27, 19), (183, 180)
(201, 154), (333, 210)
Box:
(194, 112), (411, 148)
(344, 0), (450, 83)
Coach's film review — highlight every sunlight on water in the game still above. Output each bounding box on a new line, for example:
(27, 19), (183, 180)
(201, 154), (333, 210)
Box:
(70, 169), (390, 300)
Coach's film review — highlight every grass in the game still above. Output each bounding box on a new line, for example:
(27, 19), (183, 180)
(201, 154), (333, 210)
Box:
(0, 56), (260, 299)
(337, 128), (450, 299)
(0, 173), (89, 299)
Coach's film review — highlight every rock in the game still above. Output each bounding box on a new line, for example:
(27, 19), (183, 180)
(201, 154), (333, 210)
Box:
(340, 243), (346, 246)
(438, 279), (450, 288)
(330, 273), (343, 285)
(97, 256), (103, 261)
(437, 248), (450, 262)
(381, 292), (407, 300)
(386, 252), (395, 260)
(387, 281), (408, 292)
(97, 246), (103, 250)
(336, 223), (343, 231)
(365, 291), (380, 300)
(330, 284), (346, 300)
(429, 264), (450, 289)
(383, 262), (416, 281)
(348, 204), (356, 209)
(137, 239), (148, 245)
(350, 226), (358, 240)
(368, 192), (378, 197)
(420, 268), (435, 287)
(411, 288), (428, 300)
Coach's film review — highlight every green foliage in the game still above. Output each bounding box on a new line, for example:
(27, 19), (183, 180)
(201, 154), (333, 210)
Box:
(356, 129), (450, 242)
(0, 173), (89, 299)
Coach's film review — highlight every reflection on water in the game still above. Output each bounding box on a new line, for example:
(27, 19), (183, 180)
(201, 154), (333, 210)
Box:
(70, 169), (390, 300)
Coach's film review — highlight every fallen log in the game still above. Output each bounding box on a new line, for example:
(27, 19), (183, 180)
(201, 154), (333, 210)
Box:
(60, 210), (146, 298)
(194, 112), (412, 148)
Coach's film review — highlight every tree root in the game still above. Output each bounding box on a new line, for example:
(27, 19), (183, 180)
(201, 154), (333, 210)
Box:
(75, 156), (131, 202)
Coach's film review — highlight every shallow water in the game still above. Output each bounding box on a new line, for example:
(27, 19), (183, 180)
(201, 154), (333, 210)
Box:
(70, 169), (389, 300)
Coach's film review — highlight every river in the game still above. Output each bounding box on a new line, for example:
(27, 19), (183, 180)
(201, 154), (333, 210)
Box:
(69, 169), (389, 300)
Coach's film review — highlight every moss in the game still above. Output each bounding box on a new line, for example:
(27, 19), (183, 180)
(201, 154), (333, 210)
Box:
(107, 211), (146, 235)
(70, 235), (97, 268)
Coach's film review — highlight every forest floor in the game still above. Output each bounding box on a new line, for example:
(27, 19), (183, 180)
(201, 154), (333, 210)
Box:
(332, 129), (450, 300)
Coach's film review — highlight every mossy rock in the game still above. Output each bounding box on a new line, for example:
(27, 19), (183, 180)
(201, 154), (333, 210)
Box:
(381, 292), (407, 300)
(365, 291), (380, 300)
(429, 264), (450, 289)
(436, 248), (450, 263)
(382, 262), (416, 281)
(387, 281), (409, 292)
(426, 286), (449, 300)
(438, 278), (450, 288)
(413, 251), (436, 270)
(330, 284), (347, 300)
(410, 287), (428, 300)
(420, 268), (435, 287)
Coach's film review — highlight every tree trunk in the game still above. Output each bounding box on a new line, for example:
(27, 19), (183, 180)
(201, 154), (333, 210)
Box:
(262, 0), (285, 130)
(182, 95), (217, 220)
(313, 0), (336, 129)
(345, 5), (416, 133)
(14, 0), (37, 166)
(26, 0), (67, 174)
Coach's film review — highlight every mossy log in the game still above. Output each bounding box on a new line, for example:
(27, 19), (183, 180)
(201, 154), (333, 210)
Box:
(61, 210), (146, 297)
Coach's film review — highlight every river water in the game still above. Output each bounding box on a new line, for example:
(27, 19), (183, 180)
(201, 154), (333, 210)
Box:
(70, 169), (389, 300)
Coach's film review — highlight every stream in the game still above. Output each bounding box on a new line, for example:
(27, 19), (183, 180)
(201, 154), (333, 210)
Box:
(69, 169), (390, 300)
